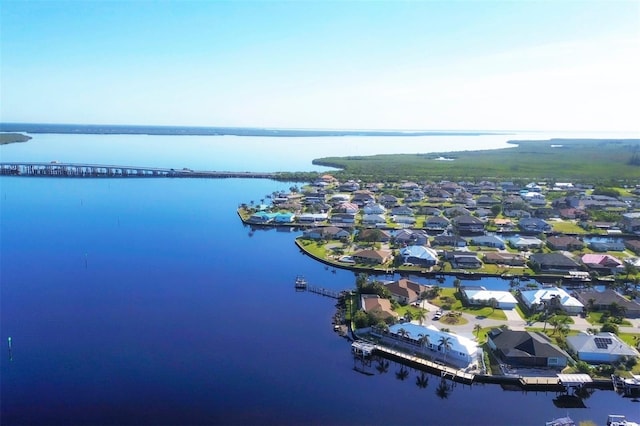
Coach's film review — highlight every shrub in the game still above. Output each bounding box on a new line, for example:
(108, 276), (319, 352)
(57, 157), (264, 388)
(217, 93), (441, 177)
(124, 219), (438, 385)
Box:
(575, 361), (592, 374)
(600, 322), (619, 334)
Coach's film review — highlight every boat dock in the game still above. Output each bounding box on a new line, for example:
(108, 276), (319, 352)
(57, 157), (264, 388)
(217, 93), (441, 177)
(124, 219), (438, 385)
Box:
(294, 276), (343, 299)
(352, 341), (475, 384)
(0, 162), (277, 179)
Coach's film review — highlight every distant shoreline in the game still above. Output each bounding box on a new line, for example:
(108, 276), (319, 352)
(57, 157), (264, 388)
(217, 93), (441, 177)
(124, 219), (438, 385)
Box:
(0, 133), (32, 145)
(0, 123), (509, 138)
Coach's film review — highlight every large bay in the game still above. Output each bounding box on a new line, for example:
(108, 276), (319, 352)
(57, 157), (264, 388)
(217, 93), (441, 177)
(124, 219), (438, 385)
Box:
(1, 131), (638, 425)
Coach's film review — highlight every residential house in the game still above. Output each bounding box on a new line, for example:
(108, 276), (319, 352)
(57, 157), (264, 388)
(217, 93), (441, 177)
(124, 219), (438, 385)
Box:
(247, 211), (275, 224)
(528, 253), (582, 273)
(588, 240), (625, 252)
(390, 205), (414, 216)
(450, 254), (482, 269)
(477, 195), (500, 206)
(361, 294), (398, 323)
(363, 203), (387, 215)
(361, 214), (387, 225)
(483, 252), (526, 266)
(332, 202), (359, 214)
(273, 212), (295, 223)
(432, 235), (467, 247)
(581, 253), (624, 275)
(330, 212), (356, 224)
(297, 213), (329, 223)
(399, 245), (439, 267)
(453, 214), (485, 233)
(303, 226), (351, 241)
(509, 236), (544, 250)
(519, 287), (584, 315)
(468, 235), (506, 249)
(444, 206), (471, 218)
(546, 235), (584, 251)
(567, 332), (639, 364)
(504, 209), (532, 219)
(461, 287), (518, 309)
(393, 229), (429, 246)
(352, 249), (393, 265)
(385, 278), (430, 304)
(488, 329), (569, 368)
(351, 190), (376, 206)
(518, 217), (552, 233)
(575, 289), (640, 318)
(424, 216), (451, 232)
(338, 180), (360, 192)
(625, 239), (640, 254)
(378, 194), (399, 207)
(621, 212), (640, 235)
(357, 229), (391, 243)
(373, 323), (478, 368)
(393, 215), (416, 225)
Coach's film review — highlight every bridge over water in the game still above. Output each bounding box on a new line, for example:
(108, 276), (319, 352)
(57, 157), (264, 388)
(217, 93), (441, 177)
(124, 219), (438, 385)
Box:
(0, 162), (278, 179)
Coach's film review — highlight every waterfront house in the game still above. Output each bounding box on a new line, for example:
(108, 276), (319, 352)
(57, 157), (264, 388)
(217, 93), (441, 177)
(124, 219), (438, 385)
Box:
(297, 213), (329, 223)
(375, 323), (478, 368)
(519, 287), (584, 315)
(575, 289), (640, 318)
(546, 235), (584, 251)
(248, 211), (275, 224)
(303, 226), (351, 241)
(488, 329), (569, 368)
(352, 249), (393, 265)
(588, 240), (625, 252)
(528, 253), (581, 272)
(461, 287), (518, 309)
(361, 294), (398, 323)
(399, 245), (439, 267)
(468, 235), (506, 249)
(482, 252), (526, 266)
(385, 278), (430, 304)
(274, 212), (295, 223)
(567, 332), (639, 364)
(581, 253), (624, 275)
(450, 254), (482, 269)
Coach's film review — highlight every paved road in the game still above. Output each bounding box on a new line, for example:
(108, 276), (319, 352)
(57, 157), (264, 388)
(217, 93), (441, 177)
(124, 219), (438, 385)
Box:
(416, 300), (639, 340)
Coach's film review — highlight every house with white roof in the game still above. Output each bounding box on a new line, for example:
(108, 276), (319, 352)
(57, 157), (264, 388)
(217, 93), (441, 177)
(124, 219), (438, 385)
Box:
(372, 323), (478, 368)
(399, 245), (438, 267)
(519, 287), (584, 315)
(567, 332), (639, 364)
(461, 286), (518, 310)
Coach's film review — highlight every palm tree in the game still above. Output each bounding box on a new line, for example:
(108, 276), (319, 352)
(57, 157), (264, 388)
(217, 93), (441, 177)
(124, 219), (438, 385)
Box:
(416, 372), (429, 389)
(489, 297), (499, 313)
(473, 324), (482, 338)
(395, 365), (409, 381)
(417, 333), (430, 350)
(435, 378), (452, 399)
(549, 315), (571, 335)
(414, 309), (427, 325)
(375, 359), (389, 374)
(438, 336), (453, 365)
(397, 328), (409, 340)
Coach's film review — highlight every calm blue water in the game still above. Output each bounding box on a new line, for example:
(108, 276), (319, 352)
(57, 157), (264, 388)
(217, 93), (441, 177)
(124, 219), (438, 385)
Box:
(1, 133), (638, 425)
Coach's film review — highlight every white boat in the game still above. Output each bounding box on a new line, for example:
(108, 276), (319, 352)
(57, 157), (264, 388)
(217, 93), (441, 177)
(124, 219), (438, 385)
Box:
(545, 416), (575, 426)
(607, 415), (640, 426)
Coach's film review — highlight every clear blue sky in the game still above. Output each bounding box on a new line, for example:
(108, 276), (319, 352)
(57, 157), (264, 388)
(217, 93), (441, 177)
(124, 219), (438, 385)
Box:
(1, 0), (639, 131)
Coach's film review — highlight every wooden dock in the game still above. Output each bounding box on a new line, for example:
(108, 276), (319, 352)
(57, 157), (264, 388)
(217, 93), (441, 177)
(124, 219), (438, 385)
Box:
(370, 344), (475, 384)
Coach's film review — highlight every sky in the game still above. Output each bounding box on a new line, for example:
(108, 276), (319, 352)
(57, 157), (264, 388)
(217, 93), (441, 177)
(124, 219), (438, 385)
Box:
(1, 0), (639, 132)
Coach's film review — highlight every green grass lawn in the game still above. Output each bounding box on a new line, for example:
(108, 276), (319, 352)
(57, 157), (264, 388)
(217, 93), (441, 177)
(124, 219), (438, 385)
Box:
(429, 288), (507, 320)
(551, 220), (587, 234)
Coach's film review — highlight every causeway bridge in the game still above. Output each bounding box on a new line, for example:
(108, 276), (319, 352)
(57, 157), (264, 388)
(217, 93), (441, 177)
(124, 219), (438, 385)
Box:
(0, 162), (278, 179)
